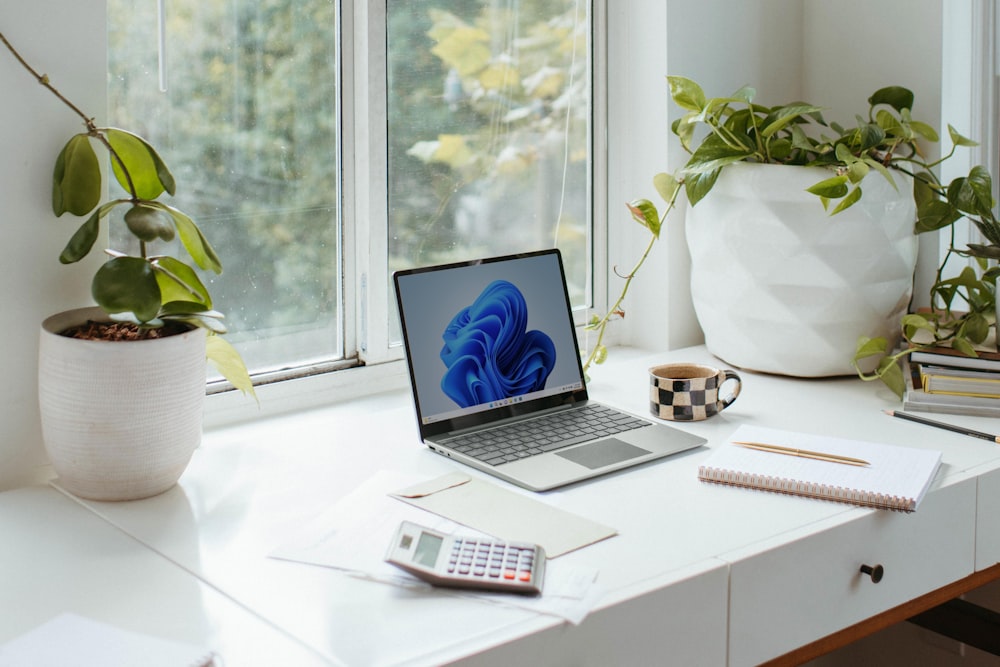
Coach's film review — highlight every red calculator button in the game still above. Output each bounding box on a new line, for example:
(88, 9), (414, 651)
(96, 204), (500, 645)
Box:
(519, 571), (532, 582)
(503, 570), (516, 580)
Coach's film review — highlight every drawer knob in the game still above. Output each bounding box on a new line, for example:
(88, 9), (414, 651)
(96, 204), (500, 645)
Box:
(860, 564), (884, 583)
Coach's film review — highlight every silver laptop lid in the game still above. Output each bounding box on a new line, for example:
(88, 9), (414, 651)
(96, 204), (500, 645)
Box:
(393, 249), (588, 441)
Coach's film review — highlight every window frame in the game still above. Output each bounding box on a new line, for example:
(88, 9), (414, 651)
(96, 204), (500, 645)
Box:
(203, 0), (609, 424)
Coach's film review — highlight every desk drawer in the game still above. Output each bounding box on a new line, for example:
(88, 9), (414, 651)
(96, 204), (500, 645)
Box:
(727, 478), (976, 667)
(978, 467), (1000, 569)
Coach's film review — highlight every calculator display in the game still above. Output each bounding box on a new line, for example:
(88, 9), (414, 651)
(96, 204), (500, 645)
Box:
(414, 531), (443, 567)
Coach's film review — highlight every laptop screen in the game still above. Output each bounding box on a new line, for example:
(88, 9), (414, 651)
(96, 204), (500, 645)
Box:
(394, 250), (588, 438)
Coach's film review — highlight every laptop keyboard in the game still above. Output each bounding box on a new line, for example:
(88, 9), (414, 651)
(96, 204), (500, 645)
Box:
(442, 404), (650, 466)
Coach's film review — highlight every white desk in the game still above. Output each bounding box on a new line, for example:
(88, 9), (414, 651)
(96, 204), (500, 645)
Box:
(4, 345), (1000, 666)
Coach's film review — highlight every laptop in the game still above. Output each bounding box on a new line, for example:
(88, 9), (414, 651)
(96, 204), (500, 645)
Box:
(393, 249), (706, 491)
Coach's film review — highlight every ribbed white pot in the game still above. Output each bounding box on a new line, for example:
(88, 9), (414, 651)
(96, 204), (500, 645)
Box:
(685, 162), (918, 377)
(38, 307), (207, 501)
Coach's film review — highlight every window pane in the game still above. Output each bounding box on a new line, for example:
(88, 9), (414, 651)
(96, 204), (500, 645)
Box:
(387, 0), (592, 341)
(107, 0), (342, 378)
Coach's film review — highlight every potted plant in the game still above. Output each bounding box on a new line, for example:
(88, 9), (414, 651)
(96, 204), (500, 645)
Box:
(2, 32), (254, 500)
(585, 76), (995, 382)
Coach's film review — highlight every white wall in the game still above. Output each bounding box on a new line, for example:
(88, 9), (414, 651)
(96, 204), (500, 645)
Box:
(0, 0), (107, 489)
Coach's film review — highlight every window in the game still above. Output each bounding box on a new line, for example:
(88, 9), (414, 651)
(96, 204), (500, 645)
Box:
(386, 0), (593, 341)
(107, 0), (593, 388)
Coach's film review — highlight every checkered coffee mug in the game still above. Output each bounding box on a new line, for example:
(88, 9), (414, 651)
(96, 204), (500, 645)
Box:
(649, 363), (742, 421)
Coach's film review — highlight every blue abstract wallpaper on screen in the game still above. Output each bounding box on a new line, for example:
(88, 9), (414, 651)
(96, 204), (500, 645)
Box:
(440, 280), (556, 408)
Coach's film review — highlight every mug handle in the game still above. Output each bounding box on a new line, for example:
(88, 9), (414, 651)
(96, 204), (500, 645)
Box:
(717, 370), (742, 410)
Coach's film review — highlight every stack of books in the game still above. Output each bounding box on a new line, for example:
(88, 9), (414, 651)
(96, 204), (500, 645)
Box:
(904, 340), (1000, 417)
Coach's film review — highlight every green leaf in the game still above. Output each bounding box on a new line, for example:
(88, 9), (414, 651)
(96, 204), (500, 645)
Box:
(684, 168), (721, 207)
(653, 171), (680, 205)
(806, 175), (849, 199)
(964, 312), (990, 344)
(760, 104), (824, 138)
(683, 133), (755, 174)
(952, 336), (978, 357)
(59, 209), (101, 264)
(901, 313), (934, 339)
(206, 335), (257, 400)
(106, 128), (176, 200)
(92, 256), (162, 323)
(948, 169), (994, 217)
(52, 134), (101, 216)
(854, 335), (888, 360)
(916, 199), (962, 233)
(626, 199), (661, 238)
(908, 120), (939, 142)
(152, 256), (212, 308)
(831, 184), (863, 214)
(144, 201), (223, 273)
(869, 86), (914, 113)
(966, 243), (1000, 260)
(948, 124), (978, 148)
(667, 76), (706, 112)
(877, 357), (905, 399)
(124, 203), (176, 243)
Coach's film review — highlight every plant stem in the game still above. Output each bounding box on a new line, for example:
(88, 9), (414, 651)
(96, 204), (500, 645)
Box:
(581, 231), (658, 373)
(582, 182), (683, 374)
(0, 31), (140, 201)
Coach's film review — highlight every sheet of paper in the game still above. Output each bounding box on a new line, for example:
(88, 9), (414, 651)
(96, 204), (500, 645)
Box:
(0, 613), (215, 667)
(270, 470), (604, 624)
(391, 471), (617, 557)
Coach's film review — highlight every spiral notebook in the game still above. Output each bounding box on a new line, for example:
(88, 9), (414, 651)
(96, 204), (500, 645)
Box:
(698, 425), (943, 512)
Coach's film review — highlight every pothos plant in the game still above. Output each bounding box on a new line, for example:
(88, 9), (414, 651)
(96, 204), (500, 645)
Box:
(2, 32), (254, 397)
(583, 75), (1000, 389)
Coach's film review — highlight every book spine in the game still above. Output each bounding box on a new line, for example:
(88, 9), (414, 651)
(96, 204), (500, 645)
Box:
(697, 466), (916, 512)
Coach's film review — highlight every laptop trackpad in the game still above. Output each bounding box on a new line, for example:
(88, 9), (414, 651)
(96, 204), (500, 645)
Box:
(556, 438), (651, 470)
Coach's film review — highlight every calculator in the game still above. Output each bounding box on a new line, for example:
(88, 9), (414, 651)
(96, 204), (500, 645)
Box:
(385, 521), (545, 595)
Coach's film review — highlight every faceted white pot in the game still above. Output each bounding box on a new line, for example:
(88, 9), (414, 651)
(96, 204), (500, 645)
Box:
(38, 307), (207, 500)
(685, 162), (918, 377)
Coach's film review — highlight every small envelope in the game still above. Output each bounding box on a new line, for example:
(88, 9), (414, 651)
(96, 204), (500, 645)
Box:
(391, 472), (617, 557)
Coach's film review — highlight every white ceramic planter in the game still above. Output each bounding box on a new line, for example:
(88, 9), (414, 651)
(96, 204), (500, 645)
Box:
(685, 162), (918, 377)
(38, 307), (207, 500)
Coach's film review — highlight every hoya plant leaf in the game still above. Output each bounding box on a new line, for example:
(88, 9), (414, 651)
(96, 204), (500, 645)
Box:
(145, 201), (223, 273)
(206, 334), (257, 399)
(152, 255), (212, 308)
(106, 128), (176, 200)
(52, 134), (101, 216)
(60, 198), (132, 263)
(59, 209), (101, 264)
(92, 256), (162, 323)
(124, 203), (176, 243)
